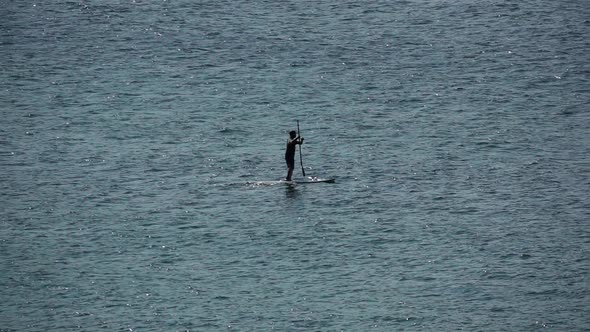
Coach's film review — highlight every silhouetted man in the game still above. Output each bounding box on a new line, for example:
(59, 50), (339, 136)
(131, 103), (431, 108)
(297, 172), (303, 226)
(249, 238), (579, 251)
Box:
(285, 130), (303, 181)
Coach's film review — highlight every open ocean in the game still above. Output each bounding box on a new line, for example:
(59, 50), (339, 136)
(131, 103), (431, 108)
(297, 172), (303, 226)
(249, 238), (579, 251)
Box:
(1, 0), (589, 331)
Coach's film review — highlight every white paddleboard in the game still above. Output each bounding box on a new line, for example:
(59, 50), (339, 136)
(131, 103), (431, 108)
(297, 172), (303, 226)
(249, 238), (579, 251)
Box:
(246, 177), (335, 186)
(300, 176), (335, 184)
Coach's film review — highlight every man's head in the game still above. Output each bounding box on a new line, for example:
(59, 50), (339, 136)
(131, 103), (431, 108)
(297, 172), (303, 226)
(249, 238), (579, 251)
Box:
(289, 130), (297, 139)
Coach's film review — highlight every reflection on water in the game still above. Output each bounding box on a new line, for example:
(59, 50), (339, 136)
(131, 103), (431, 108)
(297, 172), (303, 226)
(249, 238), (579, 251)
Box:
(284, 184), (300, 200)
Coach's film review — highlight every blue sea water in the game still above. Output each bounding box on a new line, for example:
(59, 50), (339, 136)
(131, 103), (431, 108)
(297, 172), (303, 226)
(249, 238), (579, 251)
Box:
(1, 0), (589, 330)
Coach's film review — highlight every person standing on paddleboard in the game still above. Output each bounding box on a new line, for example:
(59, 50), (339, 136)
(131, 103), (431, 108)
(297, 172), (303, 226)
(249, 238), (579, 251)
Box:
(285, 130), (303, 181)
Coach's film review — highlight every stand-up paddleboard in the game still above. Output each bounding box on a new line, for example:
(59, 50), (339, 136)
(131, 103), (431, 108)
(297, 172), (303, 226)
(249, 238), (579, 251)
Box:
(301, 176), (335, 184)
(245, 176), (335, 186)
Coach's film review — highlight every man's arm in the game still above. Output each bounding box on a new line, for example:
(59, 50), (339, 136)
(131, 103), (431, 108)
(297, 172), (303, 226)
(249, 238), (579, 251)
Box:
(289, 136), (304, 145)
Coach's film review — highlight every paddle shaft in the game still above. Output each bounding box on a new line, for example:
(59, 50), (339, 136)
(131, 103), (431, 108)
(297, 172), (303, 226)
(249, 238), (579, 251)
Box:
(297, 120), (306, 176)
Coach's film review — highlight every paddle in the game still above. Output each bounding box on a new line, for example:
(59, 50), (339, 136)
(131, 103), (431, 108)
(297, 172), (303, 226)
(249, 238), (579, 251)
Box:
(297, 120), (306, 177)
